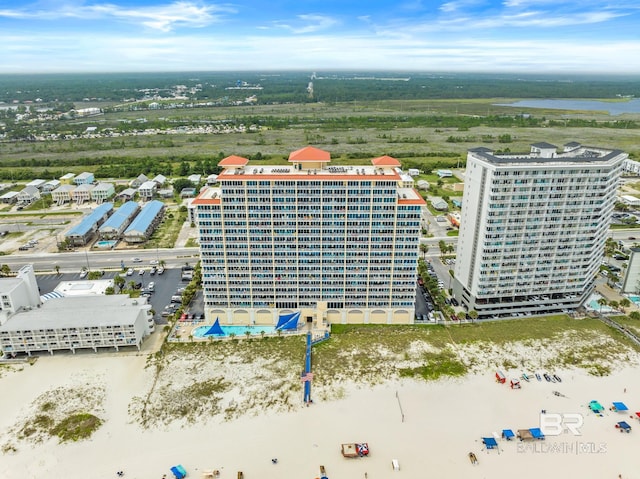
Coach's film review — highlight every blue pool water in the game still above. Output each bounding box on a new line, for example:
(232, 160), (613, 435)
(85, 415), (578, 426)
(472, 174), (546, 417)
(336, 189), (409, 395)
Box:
(193, 325), (277, 338)
(95, 240), (118, 248)
(628, 295), (640, 306)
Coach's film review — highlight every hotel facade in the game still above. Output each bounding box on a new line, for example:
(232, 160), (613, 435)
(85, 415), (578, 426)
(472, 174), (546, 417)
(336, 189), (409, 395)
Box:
(452, 142), (626, 319)
(193, 147), (424, 326)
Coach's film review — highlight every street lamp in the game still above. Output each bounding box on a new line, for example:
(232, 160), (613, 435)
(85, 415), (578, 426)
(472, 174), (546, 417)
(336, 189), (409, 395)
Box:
(84, 249), (91, 272)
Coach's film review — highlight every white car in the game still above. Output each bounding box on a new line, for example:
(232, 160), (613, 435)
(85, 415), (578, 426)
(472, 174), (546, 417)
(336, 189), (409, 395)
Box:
(150, 259), (159, 265)
(79, 270), (88, 279)
(157, 267), (165, 275)
(148, 282), (155, 291)
(126, 268), (134, 276)
(132, 257), (143, 263)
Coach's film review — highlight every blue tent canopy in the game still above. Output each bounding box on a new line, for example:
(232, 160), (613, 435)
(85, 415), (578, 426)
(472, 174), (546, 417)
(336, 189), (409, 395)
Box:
(170, 465), (187, 479)
(502, 429), (515, 440)
(529, 428), (545, 439)
(613, 402), (629, 412)
(617, 421), (631, 431)
(589, 400), (604, 412)
(204, 318), (225, 336)
(275, 311), (301, 330)
(482, 437), (498, 449)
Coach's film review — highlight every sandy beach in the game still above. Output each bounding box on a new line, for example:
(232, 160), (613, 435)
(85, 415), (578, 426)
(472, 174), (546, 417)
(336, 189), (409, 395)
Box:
(1, 348), (640, 479)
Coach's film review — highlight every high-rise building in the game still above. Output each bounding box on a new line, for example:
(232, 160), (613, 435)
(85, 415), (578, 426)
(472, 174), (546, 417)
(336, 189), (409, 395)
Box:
(452, 142), (626, 318)
(193, 146), (424, 326)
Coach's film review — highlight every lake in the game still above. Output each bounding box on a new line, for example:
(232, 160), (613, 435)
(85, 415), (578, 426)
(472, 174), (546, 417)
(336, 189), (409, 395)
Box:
(494, 98), (640, 116)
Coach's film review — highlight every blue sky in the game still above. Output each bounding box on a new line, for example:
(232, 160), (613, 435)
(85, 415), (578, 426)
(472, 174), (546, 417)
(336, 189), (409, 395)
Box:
(1, 0), (639, 73)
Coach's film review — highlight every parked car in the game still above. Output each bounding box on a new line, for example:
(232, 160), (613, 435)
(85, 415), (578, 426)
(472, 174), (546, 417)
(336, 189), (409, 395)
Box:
(148, 282), (155, 291)
(126, 268), (134, 276)
(138, 269), (145, 275)
(79, 270), (88, 279)
(149, 266), (157, 275)
(157, 267), (165, 275)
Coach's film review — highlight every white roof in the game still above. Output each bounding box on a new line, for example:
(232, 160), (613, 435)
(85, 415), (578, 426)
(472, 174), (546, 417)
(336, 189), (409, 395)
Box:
(54, 279), (114, 296)
(0, 295), (147, 331)
(0, 191), (19, 199)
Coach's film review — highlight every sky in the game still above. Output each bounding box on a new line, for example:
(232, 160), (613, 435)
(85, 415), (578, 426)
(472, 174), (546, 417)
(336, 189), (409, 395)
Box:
(1, 0), (640, 74)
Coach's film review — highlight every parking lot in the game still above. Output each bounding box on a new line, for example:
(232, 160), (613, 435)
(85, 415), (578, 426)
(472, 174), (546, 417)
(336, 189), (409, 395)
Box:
(36, 266), (203, 326)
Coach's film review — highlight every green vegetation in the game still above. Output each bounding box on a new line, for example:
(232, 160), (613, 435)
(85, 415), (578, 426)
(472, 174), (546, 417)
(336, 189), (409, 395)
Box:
(399, 350), (467, 380)
(50, 413), (103, 443)
(145, 207), (186, 249)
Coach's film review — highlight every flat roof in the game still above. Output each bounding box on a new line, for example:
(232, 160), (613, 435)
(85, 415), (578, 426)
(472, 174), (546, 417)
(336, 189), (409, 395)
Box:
(217, 164), (401, 181)
(54, 279), (114, 296)
(469, 145), (626, 165)
(0, 295), (147, 331)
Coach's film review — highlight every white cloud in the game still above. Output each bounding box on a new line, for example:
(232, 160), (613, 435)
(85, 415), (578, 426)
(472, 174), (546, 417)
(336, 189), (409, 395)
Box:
(2, 30), (640, 74)
(274, 14), (339, 34)
(0, 1), (235, 31)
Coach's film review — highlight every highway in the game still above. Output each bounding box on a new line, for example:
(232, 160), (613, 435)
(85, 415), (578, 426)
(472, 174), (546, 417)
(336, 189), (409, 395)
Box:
(2, 247), (200, 273)
(2, 225), (633, 275)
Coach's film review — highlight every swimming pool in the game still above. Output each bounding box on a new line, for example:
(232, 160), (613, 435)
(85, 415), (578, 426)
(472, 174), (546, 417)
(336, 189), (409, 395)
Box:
(95, 240), (118, 248)
(192, 325), (277, 338)
(628, 295), (640, 306)
(586, 294), (614, 313)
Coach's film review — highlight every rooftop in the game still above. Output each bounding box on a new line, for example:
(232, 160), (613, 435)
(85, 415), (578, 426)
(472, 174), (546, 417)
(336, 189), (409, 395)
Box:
(0, 295), (147, 331)
(124, 200), (164, 234)
(54, 279), (114, 296)
(66, 203), (113, 237)
(217, 164), (402, 181)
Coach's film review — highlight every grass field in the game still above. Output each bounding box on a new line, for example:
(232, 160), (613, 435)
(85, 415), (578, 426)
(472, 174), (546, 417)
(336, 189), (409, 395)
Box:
(1, 98), (639, 179)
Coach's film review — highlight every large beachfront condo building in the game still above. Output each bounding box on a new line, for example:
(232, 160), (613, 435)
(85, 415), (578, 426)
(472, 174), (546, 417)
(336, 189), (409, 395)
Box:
(193, 147), (424, 326)
(452, 142), (626, 319)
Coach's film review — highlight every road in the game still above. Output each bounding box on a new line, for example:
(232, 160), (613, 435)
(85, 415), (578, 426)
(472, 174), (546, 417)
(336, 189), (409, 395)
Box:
(2, 247), (200, 273)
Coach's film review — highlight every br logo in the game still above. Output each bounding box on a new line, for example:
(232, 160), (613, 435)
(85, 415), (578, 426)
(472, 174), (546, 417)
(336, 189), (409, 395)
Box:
(540, 412), (584, 436)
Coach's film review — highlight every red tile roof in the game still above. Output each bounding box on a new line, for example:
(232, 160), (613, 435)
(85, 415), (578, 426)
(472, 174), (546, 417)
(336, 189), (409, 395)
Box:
(371, 155), (401, 167)
(288, 146), (331, 162)
(219, 155), (249, 167)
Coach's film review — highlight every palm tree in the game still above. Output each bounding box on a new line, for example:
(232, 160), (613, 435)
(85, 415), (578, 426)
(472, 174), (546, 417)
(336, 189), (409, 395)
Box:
(609, 300), (620, 312)
(55, 265), (60, 276)
(620, 298), (631, 313)
(160, 259), (166, 268)
(629, 311), (640, 320)
(438, 240), (447, 258)
(0, 264), (11, 277)
(420, 243), (429, 259)
(597, 298), (608, 313)
(245, 330), (251, 340)
(467, 310), (478, 322)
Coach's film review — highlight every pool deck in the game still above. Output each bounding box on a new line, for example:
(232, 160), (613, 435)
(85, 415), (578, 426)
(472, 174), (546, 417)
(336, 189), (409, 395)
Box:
(169, 320), (326, 342)
(596, 283), (640, 311)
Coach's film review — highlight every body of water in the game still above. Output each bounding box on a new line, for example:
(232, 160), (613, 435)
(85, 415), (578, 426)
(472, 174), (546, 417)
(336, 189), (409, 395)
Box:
(494, 98), (640, 116)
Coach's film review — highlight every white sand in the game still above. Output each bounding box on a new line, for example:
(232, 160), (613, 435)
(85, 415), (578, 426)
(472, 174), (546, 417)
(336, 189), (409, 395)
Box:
(1, 354), (640, 479)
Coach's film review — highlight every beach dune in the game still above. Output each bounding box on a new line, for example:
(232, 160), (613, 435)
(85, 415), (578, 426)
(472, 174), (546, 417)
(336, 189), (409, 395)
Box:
(1, 355), (639, 479)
